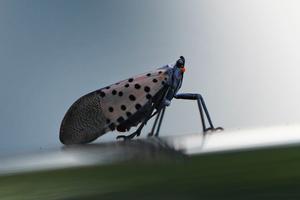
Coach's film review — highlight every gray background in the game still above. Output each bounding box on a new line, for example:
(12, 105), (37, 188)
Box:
(1, 0), (300, 154)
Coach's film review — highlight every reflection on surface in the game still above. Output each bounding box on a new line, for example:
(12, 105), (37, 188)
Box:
(0, 138), (181, 175)
(1, 134), (300, 199)
(1, 125), (300, 175)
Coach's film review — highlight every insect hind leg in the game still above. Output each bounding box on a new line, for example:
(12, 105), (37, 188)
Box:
(154, 107), (166, 136)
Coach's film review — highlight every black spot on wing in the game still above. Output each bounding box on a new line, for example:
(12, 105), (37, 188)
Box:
(134, 84), (141, 89)
(158, 71), (162, 74)
(121, 105), (126, 111)
(146, 73), (151, 77)
(126, 112), (132, 117)
(152, 79), (158, 83)
(106, 86), (110, 89)
(128, 78), (134, 82)
(125, 83), (129, 88)
(129, 95), (136, 101)
(135, 104), (141, 110)
(146, 94), (152, 99)
(99, 91), (105, 97)
(118, 91), (123, 96)
(109, 107), (114, 112)
(112, 90), (117, 95)
(144, 86), (150, 93)
(161, 81), (165, 85)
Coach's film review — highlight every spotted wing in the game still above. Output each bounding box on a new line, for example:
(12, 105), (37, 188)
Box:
(98, 66), (171, 131)
(60, 66), (171, 145)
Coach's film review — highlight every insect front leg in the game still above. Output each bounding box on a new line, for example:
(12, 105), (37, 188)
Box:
(174, 93), (223, 133)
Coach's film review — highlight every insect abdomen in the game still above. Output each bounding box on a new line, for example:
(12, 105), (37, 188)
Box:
(59, 91), (107, 145)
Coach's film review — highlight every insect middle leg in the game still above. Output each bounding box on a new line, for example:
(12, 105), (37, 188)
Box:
(148, 106), (166, 137)
(148, 110), (162, 137)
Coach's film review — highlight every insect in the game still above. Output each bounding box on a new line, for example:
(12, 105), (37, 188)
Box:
(59, 56), (223, 145)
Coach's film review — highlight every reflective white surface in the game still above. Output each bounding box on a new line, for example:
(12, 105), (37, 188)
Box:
(172, 124), (300, 154)
(1, 124), (300, 175)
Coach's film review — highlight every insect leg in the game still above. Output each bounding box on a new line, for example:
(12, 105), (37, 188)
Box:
(174, 93), (223, 133)
(199, 95), (217, 131)
(116, 103), (157, 140)
(116, 120), (147, 140)
(148, 110), (162, 137)
(154, 106), (166, 137)
(197, 97), (206, 132)
(148, 87), (170, 137)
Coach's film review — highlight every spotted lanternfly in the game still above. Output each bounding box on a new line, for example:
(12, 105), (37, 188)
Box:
(59, 56), (223, 145)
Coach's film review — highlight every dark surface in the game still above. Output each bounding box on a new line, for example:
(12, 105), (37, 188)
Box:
(1, 143), (300, 200)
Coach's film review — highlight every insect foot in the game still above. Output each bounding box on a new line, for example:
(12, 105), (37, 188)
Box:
(116, 130), (141, 140)
(116, 135), (130, 140)
(147, 132), (153, 137)
(204, 127), (224, 133)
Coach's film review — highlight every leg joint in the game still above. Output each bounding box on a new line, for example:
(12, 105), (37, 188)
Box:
(195, 94), (202, 99)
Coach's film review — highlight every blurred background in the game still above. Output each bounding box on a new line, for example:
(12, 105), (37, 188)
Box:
(1, 0), (300, 155)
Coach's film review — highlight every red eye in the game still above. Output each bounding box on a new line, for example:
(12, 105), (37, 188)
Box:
(181, 67), (186, 73)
